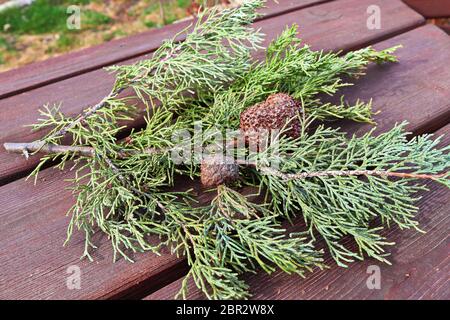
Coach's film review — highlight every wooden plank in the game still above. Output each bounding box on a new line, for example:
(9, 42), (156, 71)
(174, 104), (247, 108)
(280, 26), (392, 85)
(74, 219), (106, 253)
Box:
(146, 124), (450, 300)
(0, 0), (425, 185)
(403, 0), (450, 18)
(0, 167), (189, 299)
(0, 0), (332, 100)
(436, 23), (450, 35)
(333, 24), (450, 138)
(0, 24), (447, 299)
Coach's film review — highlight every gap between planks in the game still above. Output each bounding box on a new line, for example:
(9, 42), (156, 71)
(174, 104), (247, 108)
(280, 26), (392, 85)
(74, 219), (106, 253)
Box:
(403, 0), (450, 19)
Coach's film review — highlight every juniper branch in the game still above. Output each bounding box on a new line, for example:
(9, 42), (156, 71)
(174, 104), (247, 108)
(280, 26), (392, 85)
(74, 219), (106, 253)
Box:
(196, 25), (401, 130)
(3, 142), (163, 158)
(7, 0), (264, 167)
(163, 185), (322, 299)
(256, 120), (450, 266)
(5, 141), (447, 183)
(4, 0), (449, 301)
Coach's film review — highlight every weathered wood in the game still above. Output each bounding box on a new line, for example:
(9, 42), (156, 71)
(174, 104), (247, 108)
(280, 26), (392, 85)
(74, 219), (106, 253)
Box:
(0, 0), (425, 185)
(332, 24), (450, 138)
(0, 0), (331, 100)
(1, 24), (448, 299)
(437, 23), (450, 35)
(146, 124), (450, 300)
(0, 166), (189, 299)
(403, 0), (450, 18)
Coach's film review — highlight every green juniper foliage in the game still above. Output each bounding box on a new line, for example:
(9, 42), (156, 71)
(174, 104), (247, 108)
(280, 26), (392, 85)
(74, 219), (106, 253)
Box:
(5, 0), (449, 299)
(190, 24), (401, 131)
(254, 119), (449, 266)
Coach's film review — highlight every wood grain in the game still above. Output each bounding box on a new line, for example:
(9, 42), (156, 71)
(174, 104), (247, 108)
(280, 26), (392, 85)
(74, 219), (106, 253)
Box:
(436, 23), (450, 35)
(0, 0), (425, 185)
(403, 0), (450, 18)
(1, 1), (445, 300)
(1, 24), (448, 299)
(0, 0), (332, 100)
(0, 166), (189, 299)
(145, 125), (450, 300)
(332, 24), (450, 138)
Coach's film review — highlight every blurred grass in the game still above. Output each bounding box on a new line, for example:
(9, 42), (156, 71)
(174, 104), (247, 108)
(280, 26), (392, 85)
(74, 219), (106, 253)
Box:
(0, 0), (110, 35)
(0, 0), (233, 70)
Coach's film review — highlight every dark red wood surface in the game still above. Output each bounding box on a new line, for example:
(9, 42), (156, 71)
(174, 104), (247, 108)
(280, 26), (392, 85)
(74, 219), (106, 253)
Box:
(0, 0), (448, 300)
(437, 23), (450, 35)
(0, 0), (424, 185)
(0, 166), (187, 299)
(403, 0), (450, 18)
(0, 0), (331, 100)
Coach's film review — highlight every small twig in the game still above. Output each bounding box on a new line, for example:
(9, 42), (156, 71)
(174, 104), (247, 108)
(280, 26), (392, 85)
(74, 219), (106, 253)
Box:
(4, 142), (95, 157)
(260, 167), (447, 181)
(159, 0), (166, 25)
(51, 89), (125, 141)
(3, 142), (164, 158)
(4, 141), (168, 210)
(22, 42), (182, 150)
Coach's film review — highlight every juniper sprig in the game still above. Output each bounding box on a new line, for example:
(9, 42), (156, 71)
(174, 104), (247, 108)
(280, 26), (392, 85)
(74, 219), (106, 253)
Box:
(161, 185), (323, 300)
(3, 0), (449, 300)
(195, 24), (401, 130)
(254, 119), (449, 266)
